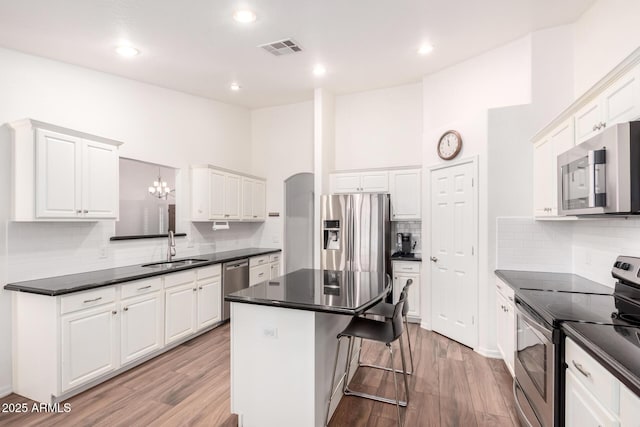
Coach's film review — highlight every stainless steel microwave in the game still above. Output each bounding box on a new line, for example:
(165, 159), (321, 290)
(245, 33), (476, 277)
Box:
(557, 121), (640, 216)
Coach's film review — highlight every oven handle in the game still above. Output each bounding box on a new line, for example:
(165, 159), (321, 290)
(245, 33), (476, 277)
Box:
(515, 300), (553, 342)
(513, 380), (536, 427)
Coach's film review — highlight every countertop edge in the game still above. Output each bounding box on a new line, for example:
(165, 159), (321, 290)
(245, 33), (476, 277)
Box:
(5, 248), (282, 296)
(562, 322), (640, 397)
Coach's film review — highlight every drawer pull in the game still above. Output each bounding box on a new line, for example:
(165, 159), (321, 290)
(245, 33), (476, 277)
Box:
(572, 361), (592, 379)
(83, 297), (102, 304)
(258, 272), (264, 277)
(137, 285), (152, 291)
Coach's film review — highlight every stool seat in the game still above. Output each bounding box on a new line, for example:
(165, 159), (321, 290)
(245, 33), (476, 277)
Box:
(364, 302), (394, 319)
(338, 316), (395, 343)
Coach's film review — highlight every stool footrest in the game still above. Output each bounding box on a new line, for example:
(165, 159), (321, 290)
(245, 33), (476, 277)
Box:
(358, 361), (413, 376)
(344, 387), (408, 407)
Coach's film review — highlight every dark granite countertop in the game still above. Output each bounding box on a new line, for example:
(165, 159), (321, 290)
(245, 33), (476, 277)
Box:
(4, 248), (281, 296)
(495, 269), (613, 294)
(391, 252), (422, 262)
(225, 268), (390, 315)
(563, 322), (640, 396)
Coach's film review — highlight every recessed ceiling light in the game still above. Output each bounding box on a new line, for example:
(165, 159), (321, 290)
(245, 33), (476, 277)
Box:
(313, 64), (327, 77)
(115, 45), (140, 58)
(230, 82), (241, 91)
(418, 44), (434, 55)
(233, 9), (257, 23)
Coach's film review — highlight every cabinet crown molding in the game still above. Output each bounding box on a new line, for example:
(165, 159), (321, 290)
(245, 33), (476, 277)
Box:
(532, 46), (640, 142)
(190, 164), (265, 181)
(8, 118), (124, 147)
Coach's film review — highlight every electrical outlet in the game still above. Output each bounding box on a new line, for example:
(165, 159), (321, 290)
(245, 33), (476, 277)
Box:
(187, 238), (194, 248)
(99, 245), (108, 259)
(272, 235), (280, 244)
(263, 327), (278, 339)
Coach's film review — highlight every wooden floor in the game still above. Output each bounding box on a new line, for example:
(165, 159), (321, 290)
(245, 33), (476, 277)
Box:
(0, 323), (519, 427)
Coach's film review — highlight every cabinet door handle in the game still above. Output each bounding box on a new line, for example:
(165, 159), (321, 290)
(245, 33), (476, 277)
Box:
(430, 256), (438, 263)
(83, 297), (102, 304)
(593, 124), (599, 131)
(601, 121), (607, 129)
(193, 288), (197, 292)
(199, 286), (203, 290)
(112, 310), (117, 315)
(83, 210), (89, 214)
(123, 307), (129, 312)
(572, 361), (592, 379)
(137, 285), (152, 291)
(76, 210), (82, 214)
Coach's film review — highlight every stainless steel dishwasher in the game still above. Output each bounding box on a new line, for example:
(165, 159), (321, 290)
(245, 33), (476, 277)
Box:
(222, 259), (249, 320)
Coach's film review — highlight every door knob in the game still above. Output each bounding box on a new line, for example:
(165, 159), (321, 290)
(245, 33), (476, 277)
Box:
(430, 256), (438, 263)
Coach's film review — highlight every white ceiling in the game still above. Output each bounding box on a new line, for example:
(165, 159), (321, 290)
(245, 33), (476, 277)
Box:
(0, 0), (595, 109)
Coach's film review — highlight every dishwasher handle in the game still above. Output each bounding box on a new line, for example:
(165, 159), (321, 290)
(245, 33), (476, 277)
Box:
(225, 261), (249, 270)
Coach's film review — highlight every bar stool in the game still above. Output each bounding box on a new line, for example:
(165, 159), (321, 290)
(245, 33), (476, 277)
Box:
(325, 291), (410, 427)
(360, 278), (414, 374)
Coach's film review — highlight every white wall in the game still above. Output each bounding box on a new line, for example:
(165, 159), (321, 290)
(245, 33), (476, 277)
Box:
(334, 83), (422, 170)
(422, 36), (533, 355)
(0, 126), (11, 396)
(250, 101), (314, 248)
(0, 46), (255, 394)
(573, 0), (640, 96)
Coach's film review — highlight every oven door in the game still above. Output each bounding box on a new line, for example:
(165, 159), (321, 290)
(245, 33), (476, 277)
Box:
(560, 148), (606, 213)
(514, 301), (555, 427)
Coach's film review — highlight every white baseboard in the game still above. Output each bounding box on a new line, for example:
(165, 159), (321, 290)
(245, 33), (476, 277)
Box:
(475, 347), (502, 359)
(419, 320), (431, 331)
(0, 384), (12, 398)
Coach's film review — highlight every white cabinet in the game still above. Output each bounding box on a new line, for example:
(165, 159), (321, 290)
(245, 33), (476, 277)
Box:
(533, 118), (574, 217)
(120, 279), (164, 366)
(250, 255), (270, 286)
(495, 278), (515, 376)
(392, 261), (420, 321)
(575, 65), (640, 145)
(565, 369), (619, 427)
(269, 253), (281, 279)
(165, 281), (197, 345)
(191, 166), (265, 222)
(389, 169), (421, 221)
(330, 171), (389, 193)
(242, 177), (266, 221)
(620, 384), (640, 427)
(9, 119), (121, 221)
(196, 272), (222, 330)
(61, 303), (119, 392)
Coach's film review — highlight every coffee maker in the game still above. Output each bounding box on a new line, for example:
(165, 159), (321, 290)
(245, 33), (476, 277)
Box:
(396, 233), (412, 255)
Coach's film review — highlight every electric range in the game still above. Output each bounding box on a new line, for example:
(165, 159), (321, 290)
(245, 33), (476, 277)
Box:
(513, 256), (640, 427)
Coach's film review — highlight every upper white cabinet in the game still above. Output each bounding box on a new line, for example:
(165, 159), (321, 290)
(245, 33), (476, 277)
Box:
(9, 119), (122, 221)
(575, 65), (640, 145)
(330, 171), (389, 193)
(191, 165), (265, 222)
(242, 177), (266, 221)
(533, 118), (574, 217)
(389, 169), (421, 220)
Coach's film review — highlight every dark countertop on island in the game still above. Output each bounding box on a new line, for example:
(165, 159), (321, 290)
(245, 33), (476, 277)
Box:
(4, 247), (281, 296)
(391, 252), (422, 262)
(225, 268), (391, 315)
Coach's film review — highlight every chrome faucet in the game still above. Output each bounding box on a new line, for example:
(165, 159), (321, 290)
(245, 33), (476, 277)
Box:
(167, 230), (176, 261)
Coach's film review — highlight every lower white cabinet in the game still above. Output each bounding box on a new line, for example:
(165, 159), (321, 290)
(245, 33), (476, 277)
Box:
(620, 384), (640, 426)
(270, 253), (281, 279)
(392, 261), (420, 321)
(250, 255), (271, 286)
(61, 303), (119, 392)
(120, 290), (164, 365)
(197, 276), (222, 330)
(495, 278), (515, 376)
(165, 281), (198, 345)
(565, 369), (619, 427)
(12, 265), (223, 403)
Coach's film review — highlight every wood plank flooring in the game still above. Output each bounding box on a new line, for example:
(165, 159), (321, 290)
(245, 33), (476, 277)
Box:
(0, 323), (519, 427)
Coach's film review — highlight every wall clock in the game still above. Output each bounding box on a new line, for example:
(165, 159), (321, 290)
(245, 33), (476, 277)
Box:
(437, 130), (463, 160)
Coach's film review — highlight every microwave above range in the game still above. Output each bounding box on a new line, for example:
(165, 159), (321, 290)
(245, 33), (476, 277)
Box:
(557, 121), (640, 216)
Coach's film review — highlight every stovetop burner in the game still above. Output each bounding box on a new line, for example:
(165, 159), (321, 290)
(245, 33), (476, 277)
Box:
(612, 312), (640, 327)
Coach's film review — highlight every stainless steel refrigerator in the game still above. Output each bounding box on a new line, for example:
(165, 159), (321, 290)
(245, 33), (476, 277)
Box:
(321, 193), (390, 275)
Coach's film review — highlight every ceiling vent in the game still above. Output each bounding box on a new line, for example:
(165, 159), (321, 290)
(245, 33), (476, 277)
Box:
(259, 38), (303, 56)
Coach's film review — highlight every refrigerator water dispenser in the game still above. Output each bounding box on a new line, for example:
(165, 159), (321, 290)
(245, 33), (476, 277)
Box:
(323, 220), (341, 250)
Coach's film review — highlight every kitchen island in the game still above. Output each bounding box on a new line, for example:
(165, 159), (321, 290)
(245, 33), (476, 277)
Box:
(225, 268), (390, 427)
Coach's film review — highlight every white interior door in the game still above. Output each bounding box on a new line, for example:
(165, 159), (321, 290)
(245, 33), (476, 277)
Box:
(430, 160), (478, 348)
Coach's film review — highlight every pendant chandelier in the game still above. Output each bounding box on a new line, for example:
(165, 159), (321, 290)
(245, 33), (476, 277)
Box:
(148, 170), (173, 199)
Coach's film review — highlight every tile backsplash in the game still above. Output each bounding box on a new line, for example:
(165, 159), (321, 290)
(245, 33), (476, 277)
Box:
(7, 221), (261, 282)
(391, 221), (421, 253)
(496, 216), (640, 288)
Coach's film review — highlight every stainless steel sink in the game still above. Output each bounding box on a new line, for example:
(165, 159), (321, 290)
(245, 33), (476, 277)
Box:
(142, 258), (208, 268)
